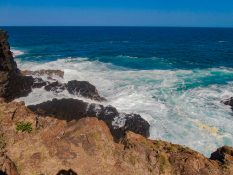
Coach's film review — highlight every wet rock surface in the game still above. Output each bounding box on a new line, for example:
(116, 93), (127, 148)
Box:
(222, 97), (233, 109)
(44, 80), (106, 101)
(66, 80), (106, 101)
(44, 81), (66, 93)
(28, 98), (150, 140)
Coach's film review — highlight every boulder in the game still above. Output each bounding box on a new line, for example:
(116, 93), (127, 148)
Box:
(210, 146), (233, 163)
(28, 98), (150, 140)
(66, 80), (106, 101)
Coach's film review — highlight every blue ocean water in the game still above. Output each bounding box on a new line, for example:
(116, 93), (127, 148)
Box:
(3, 26), (233, 156)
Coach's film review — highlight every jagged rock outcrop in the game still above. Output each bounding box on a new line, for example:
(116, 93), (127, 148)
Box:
(0, 100), (233, 175)
(66, 80), (106, 101)
(28, 98), (149, 140)
(0, 30), (42, 101)
(44, 80), (106, 101)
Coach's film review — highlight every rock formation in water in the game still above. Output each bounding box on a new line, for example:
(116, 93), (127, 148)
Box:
(28, 98), (149, 140)
(43, 80), (106, 101)
(222, 97), (233, 109)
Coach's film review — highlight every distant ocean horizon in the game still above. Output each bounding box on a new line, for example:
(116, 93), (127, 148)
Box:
(2, 26), (233, 156)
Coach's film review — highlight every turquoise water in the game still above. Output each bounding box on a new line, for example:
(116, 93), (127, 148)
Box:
(3, 27), (233, 156)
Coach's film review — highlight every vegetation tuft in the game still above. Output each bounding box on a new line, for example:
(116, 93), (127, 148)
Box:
(16, 121), (33, 133)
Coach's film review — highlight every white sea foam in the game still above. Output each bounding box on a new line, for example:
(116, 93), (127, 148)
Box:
(11, 49), (25, 57)
(16, 57), (233, 156)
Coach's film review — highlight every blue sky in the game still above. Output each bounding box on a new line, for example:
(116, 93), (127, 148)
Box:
(1, 0), (233, 27)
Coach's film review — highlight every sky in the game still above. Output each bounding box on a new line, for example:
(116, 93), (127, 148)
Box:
(0, 0), (233, 27)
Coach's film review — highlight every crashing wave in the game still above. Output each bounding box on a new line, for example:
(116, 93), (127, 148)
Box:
(16, 57), (233, 156)
(11, 49), (25, 57)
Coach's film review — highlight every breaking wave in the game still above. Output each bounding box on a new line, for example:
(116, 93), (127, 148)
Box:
(11, 49), (25, 57)
(16, 57), (233, 156)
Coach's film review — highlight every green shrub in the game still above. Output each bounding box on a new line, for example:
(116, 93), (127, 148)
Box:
(0, 133), (6, 149)
(16, 121), (33, 133)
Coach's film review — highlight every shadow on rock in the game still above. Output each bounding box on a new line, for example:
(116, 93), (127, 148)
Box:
(56, 169), (77, 175)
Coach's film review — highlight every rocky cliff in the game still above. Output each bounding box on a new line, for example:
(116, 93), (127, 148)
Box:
(0, 30), (34, 101)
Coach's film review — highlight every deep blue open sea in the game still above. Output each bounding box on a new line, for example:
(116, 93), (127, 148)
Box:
(3, 26), (233, 156)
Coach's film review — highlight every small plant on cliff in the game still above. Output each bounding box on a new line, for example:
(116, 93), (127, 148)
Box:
(16, 121), (33, 133)
(0, 133), (6, 150)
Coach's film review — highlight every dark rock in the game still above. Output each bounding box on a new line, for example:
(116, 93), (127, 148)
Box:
(87, 105), (150, 139)
(44, 80), (106, 101)
(0, 73), (34, 101)
(44, 81), (66, 93)
(28, 98), (150, 140)
(210, 146), (233, 163)
(222, 97), (233, 108)
(123, 114), (150, 138)
(28, 98), (88, 121)
(0, 30), (34, 101)
(66, 80), (106, 101)
(32, 78), (47, 88)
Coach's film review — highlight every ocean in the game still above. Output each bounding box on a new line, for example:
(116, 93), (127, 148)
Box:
(3, 26), (233, 156)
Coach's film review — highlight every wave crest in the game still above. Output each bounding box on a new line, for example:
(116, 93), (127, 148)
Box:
(11, 49), (25, 57)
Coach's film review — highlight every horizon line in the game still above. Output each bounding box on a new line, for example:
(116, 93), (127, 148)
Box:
(1, 25), (233, 29)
